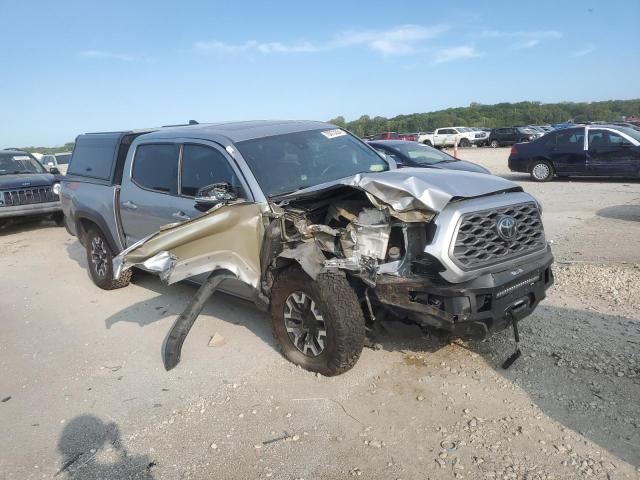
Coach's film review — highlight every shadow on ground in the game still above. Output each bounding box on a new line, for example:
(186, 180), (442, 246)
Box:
(0, 216), (61, 235)
(374, 304), (640, 467)
(56, 415), (155, 479)
(597, 204), (640, 222)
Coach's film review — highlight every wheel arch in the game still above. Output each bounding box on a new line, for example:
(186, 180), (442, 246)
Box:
(74, 209), (120, 254)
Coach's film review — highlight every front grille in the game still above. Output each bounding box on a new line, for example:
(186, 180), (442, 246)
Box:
(452, 202), (545, 269)
(1, 187), (58, 207)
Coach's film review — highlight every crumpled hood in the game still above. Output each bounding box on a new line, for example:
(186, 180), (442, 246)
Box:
(0, 173), (55, 190)
(284, 168), (522, 213)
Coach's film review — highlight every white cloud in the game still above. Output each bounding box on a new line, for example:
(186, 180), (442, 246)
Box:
(79, 50), (151, 62)
(334, 24), (449, 55)
(480, 29), (563, 48)
(433, 45), (481, 64)
(194, 24), (449, 57)
(194, 40), (319, 54)
(573, 44), (595, 57)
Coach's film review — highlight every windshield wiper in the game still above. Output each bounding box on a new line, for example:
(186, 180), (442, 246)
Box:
(2, 170), (31, 175)
(270, 185), (312, 199)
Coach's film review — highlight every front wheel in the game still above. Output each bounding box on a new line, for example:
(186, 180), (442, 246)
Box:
(530, 160), (554, 182)
(490, 139), (499, 148)
(459, 138), (471, 148)
(52, 212), (65, 227)
(85, 227), (131, 289)
(271, 266), (365, 376)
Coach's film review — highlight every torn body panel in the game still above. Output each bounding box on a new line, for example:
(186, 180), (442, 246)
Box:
(113, 202), (264, 287)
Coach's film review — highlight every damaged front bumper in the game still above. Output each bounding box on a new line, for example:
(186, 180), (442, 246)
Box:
(373, 246), (554, 338)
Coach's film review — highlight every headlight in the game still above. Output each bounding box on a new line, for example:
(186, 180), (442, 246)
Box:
(52, 183), (61, 195)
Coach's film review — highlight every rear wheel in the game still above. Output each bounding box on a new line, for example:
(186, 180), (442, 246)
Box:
(85, 227), (131, 289)
(530, 160), (554, 182)
(271, 266), (365, 376)
(490, 139), (499, 148)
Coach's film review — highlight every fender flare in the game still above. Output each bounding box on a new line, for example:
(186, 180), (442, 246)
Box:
(74, 208), (121, 254)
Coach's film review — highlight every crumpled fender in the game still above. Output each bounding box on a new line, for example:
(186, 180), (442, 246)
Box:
(112, 202), (264, 286)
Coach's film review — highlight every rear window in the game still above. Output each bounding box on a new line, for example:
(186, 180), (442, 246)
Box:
(55, 153), (72, 164)
(68, 134), (121, 180)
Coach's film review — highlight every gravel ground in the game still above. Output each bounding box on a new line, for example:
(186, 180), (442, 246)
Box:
(1, 147), (639, 479)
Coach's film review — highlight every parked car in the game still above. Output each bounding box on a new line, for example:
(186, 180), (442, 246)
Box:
(371, 132), (417, 141)
(508, 125), (640, 181)
(367, 140), (491, 174)
(550, 122), (577, 130)
(62, 121), (553, 376)
(41, 152), (72, 174)
(488, 127), (540, 148)
(418, 127), (488, 148)
(0, 149), (63, 223)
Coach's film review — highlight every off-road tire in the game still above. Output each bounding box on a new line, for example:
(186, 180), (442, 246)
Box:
(85, 227), (131, 290)
(459, 138), (471, 148)
(271, 266), (365, 376)
(529, 159), (554, 182)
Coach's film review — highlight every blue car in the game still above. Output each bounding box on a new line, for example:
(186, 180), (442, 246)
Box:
(508, 125), (640, 182)
(367, 140), (491, 175)
(0, 149), (63, 223)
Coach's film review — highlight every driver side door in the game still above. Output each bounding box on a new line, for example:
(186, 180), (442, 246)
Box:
(586, 129), (638, 177)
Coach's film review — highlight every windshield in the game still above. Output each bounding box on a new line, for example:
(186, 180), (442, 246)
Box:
(391, 142), (455, 165)
(615, 126), (640, 142)
(236, 128), (389, 197)
(0, 153), (46, 175)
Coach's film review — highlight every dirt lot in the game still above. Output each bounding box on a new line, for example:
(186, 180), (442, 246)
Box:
(1, 148), (639, 480)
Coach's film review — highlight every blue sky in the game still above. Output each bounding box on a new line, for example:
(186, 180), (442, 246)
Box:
(1, 0), (639, 146)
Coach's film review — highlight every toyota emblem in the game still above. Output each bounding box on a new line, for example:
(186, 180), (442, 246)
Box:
(496, 215), (517, 241)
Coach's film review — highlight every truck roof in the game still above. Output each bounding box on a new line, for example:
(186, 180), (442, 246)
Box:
(136, 120), (333, 143)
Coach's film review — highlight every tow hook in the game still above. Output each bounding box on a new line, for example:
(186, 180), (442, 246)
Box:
(501, 300), (527, 369)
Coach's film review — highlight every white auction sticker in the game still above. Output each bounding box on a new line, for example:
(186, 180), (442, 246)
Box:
(13, 156), (30, 161)
(321, 129), (347, 139)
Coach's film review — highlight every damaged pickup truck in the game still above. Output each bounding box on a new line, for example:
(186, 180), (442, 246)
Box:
(61, 121), (553, 376)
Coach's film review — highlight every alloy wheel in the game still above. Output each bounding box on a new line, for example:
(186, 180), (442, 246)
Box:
(532, 163), (551, 180)
(283, 291), (327, 357)
(90, 236), (109, 277)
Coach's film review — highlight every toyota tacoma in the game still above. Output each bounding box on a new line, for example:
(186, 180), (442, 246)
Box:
(61, 121), (553, 376)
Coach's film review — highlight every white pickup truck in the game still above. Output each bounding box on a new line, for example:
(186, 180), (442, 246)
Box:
(418, 127), (488, 148)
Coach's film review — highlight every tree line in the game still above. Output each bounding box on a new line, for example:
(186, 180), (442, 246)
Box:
(19, 142), (75, 155)
(16, 99), (640, 151)
(329, 99), (640, 137)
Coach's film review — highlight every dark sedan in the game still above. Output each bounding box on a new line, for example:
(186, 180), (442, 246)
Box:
(508, 125), (640, 181)
(367, 140), (491, 174)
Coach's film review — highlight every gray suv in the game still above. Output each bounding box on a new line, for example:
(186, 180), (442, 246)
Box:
(62, 121), (553, 376)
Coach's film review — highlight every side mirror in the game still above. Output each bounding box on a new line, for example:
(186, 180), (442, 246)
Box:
(49, 167), (60, 174)
(194, 182), (238, 212)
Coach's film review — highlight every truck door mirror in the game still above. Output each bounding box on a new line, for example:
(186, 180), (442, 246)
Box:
(194, 182), (238, 212)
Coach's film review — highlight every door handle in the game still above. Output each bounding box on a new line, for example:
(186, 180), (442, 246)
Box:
(172, 211), (191, 221)
(122, 200), (137, 210)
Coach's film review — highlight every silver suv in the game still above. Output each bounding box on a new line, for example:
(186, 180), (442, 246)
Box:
(61, 121), (553, 376)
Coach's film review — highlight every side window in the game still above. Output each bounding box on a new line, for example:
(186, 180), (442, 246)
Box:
(606, 131), (630, 146)
(132, 143), (179, 194)
(557, 130), (585, 149)
(588, 130), (606, 149)
(180, 144), (242, 197)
